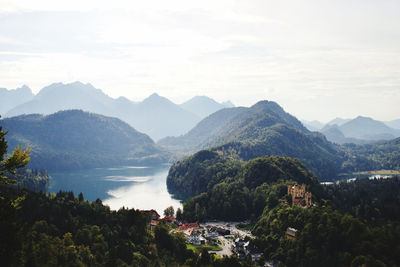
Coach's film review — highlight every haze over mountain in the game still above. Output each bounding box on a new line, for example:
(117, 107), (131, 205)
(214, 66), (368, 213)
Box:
(180, 96), (234, 118)
(0, 85), (34, 115)
(3, 82), (232, 140)
(1, 110), (169, 170)
(326, 117), (351, 126)
(320, 124), (370, 145)
(385, 119), (400, 130)
(321, 116), (400, 144)
(159, 100), (341, 178)
(341, 116), (400, 140)
(5, 82), (117, 117)
(302, 120), (325, 131)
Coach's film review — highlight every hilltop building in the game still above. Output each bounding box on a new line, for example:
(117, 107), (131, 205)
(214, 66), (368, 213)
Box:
(287, 184), (312, 208)
(286, 227), (298, 240)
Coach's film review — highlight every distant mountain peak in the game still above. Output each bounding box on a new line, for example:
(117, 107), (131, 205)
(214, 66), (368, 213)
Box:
(142, 93), (172, 105)
(252, 100), (278, 108)
(148, 92), (160, 98)
(354, 115), (372, 121)
(250, 100), (286, 115)
(19, 84), (31, 91)
(327, 117), (351, 126)
(0, 85), (34, 115)
(222, 100), (234, 107)
(181, 96), (235, 119)
(116, 96), (132, 102)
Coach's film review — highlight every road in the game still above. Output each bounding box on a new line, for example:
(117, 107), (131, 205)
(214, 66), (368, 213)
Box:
(201, 221), (253, 257)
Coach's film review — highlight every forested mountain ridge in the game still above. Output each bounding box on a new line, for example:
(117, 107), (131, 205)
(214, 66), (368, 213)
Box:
(341, 137), (400, 173)
(168, 151), (323, 220)
(161, 100), (342, 178)
(1, 110), (169, 170)
(158, 107), (247, 152)
(167, 148), (400, 266)
(5, 82), (202, 140)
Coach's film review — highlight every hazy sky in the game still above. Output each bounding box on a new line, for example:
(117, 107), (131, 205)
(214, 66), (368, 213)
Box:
(0, 0), (399, 122)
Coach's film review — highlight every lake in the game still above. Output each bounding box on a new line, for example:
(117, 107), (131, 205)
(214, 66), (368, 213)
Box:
(48, 165), (182, 215)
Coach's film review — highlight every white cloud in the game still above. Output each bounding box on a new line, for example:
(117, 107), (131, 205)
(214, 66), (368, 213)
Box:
(0, 0), (399, 120)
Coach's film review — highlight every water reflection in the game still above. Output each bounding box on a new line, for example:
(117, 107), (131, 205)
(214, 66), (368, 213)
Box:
(48, 165), (182, 215)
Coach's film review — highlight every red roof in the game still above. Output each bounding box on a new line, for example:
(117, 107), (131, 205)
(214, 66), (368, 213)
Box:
(141, 209), (160, 218)
(162, 216), (175, 222)
(150, 220), (160, 226)
(178, 222), (199, 231)
(184, 228), (201, 236)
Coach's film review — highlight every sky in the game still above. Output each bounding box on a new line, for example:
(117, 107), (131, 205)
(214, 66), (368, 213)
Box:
(0, 0), (399, 122)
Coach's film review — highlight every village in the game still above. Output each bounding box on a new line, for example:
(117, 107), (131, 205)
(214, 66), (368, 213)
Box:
(141, 184), (312, 265)
(144, 208), (263, 262)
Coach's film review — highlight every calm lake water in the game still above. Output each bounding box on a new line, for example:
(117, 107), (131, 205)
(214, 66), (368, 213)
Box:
(48, 165), (182, 215)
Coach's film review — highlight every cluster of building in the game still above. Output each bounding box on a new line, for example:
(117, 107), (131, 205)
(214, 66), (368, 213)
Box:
(141, 184), (312, 265)
(287, 184), (312, 208)
(141, 209), (180, 230)
(233, 237), (262, 261)
(178, 222), (205, 245)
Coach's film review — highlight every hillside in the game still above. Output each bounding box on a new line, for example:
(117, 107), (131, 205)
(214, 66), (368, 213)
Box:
(168, 148), (400, 266)
(341, 137), (400, 173)
(167, 152), (322, 221)
(0, 187), (198, 266)
(159, 107), (247, 152)
(1, 110), (169, 170)
(161, 100), (342, 178)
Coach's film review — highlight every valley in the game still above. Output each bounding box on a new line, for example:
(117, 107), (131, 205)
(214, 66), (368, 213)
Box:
(1, 84), (399, 266)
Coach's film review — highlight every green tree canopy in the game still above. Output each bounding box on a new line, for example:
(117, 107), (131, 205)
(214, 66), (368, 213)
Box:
(0, 121), (30, 184)
(164, 205), (175, 217)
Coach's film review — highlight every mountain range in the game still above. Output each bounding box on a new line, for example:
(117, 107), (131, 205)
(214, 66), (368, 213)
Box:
(2, 82), (233, 140)
(320, 116), (400, 144)
(160, 100), (342, 178)
(1, 110), (169, 170)
(180, 96), (234, 118)
(0, 85), (34, 115)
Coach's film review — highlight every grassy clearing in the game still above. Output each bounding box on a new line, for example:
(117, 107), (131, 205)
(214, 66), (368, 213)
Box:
(186, 244), (222, 253)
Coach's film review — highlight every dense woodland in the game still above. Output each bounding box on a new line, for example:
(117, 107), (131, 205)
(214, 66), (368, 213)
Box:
(168, 150), (400, 266)
(1, 110), (169, 171)
(0, 124), (256, 266)
(1, 188), (194, 266)
(2, 101), (400, 266)
(161, 101), (343, 178)
(341, 137), (400, 173)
